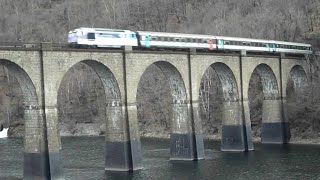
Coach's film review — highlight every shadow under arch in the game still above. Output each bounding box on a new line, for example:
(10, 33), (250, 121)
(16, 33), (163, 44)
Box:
(287, 65), (309, 98)
(248, 63), (287, 144)
(286, 65), (309, 141)
(200, 62), (247, 151)
(136, 61), (195, 160)
(0, 59), (49, 178)
(57, 59), (133, 171)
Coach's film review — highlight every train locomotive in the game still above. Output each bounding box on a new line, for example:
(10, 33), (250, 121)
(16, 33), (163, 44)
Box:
(68, 27), (313, 54)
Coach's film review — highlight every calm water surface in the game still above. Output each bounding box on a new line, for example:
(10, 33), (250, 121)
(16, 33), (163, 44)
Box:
(1, 137), (320, 180)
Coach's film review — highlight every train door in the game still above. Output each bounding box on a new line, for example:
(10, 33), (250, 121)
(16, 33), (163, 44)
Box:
(268, 43), (276, 52)
(218, 39), (224, 50)
(209, 38), (213, 50)
(145, 35), (150, 48)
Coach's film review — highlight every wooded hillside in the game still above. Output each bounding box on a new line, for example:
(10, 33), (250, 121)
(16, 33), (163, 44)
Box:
(0, 0), (319, 49)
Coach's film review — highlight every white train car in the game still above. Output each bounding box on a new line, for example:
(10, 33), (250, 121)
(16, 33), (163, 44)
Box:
(215, 36), (270, 52)
(136, 31), (216, 50)
(68, 27), (138, 48)
(215, 36), (312, 54)
(268, 40), (312, 54)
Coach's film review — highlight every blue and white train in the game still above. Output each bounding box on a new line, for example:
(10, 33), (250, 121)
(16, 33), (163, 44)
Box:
(68, 27), (313, 54)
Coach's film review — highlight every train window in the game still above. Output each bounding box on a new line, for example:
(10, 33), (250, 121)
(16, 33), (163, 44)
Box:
(197, 39), (201, 43)
(87, 33), (95, 40)
(169, 37), (174, 41)
(164, 37), (168, 41)
(225, 41), (230, 45)
(151, 37), (157, 41)
(243, 42), (246, 45)
(176, 38), (180, 42)
(193, 39), (197, 43)
(131, 34), (136, 38)
(187, 38), (191, 43)
(181, 38), (185, 43)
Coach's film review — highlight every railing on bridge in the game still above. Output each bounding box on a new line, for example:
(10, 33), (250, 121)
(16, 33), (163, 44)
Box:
(0, 42), (70, 50)
(0, 41), (312, 58)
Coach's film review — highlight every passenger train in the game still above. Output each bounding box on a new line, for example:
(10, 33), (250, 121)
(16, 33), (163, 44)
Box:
(68, 27), (313, 54)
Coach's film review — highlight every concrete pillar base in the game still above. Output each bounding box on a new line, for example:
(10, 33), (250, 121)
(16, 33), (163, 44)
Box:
(23, 152), (50, 180)
(48, 152), (64, 179)
(129, 138), (143, 170)
(245, 125), (254, 151)
(105, 141), (131, 171)
(261, 122), (289, 144)
(170, 133), (194, 160)
(105, 140), (143, 171)
(194, 134), (205, 160)
(221, 125), (246, 151)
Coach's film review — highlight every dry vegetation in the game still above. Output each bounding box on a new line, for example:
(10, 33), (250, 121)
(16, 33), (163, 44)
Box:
(0, 0), (319, 46)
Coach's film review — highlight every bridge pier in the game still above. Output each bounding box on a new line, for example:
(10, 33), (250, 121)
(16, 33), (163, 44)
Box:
(221, 101), (248, 151)
(170, 100), (195, 160)
(189, 101), (205, 160)
(261, 99), (289, 144)
(125, 103), (144, 170)
(23, 105), (50, 180)
(105, 101), (134, 171)
(44, 107), (64, 180)
(241, 99), (254, 151)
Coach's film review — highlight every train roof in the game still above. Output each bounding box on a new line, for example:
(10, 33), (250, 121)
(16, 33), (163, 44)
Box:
(268, 40), (311, 46)
(215, 36), (311, 46)
(72, 27), (133, 33)
(137, 31), (213, 38)
(215, 36), (270, 43)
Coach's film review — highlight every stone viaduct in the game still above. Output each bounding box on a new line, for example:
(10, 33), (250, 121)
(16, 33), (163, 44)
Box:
(0, 44), (309, 179)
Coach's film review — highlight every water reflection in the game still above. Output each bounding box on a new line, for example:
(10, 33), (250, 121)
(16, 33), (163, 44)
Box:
(1, 137), (320, 179)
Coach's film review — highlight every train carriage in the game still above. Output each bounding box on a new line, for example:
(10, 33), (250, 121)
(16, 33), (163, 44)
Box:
(215, 36), (270, 52)
(136, 31), (216, 50)
(215, 36), (312, 54)
(268, 40), (312, 54)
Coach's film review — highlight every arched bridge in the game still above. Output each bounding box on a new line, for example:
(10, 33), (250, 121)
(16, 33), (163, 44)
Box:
(0, 43), (310, 179)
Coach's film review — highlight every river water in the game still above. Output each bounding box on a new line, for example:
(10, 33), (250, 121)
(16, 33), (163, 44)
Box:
(1, 137), (320, 180)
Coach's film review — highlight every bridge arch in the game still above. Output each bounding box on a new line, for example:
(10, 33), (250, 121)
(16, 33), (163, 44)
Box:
(57, 59), (129, 170)
(248, 63), (286, 143)
(286, 65), (309, 141)
(286, 65), (308, 96)
(136, 60), (194, 160)
(0, 58), (49, 178)
(200, 62), (246, 151)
